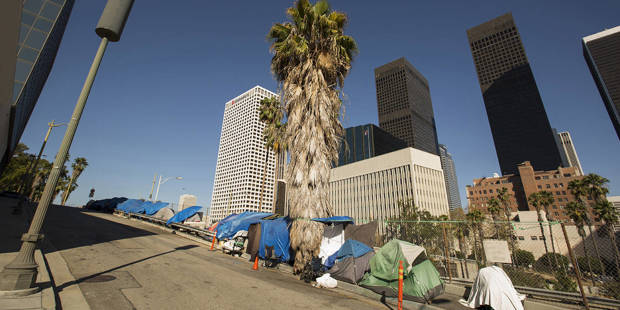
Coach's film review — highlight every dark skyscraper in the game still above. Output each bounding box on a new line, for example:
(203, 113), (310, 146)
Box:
(467, 13), (562, 175)
(336, 124), (407, 167)
(375, 58), (439, 155)
(1, 0), (74, 172)
(583, 26), (620, 141)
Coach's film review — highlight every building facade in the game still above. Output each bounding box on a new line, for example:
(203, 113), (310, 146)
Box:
(466, 161), (588, 223)
(177, 194), (197, 212)
(210, 86), (277, 222)
(583, 26), (620, 141)
(336, 124), (407, 167)
(554, 130), (583, 176)
(375, 58), (439, 155)
(329, 147), (450, 236)
(1, 0), (75, 173)
(438, 144), (462, 211)
(466, 13), (562, 175)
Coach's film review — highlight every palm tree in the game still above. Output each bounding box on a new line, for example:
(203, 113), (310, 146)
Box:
(61, 157), (88, 205)
(496, 187), (516, 260)
(538, 190), (562, 270)
(569, 179), (606, 276)
(593, 199), (620, 277)
(268, 0), (357, 272)
(467, 209), (486, 265)
(259, 96), (288, 213)
(583, 174), (610, 203)
(565, 201), (596, 282)
(487, 197), (502, 238)
(528, 192), (552, 265)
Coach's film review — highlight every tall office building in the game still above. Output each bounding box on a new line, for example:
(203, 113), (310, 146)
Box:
(467, 13), (562, 175)
(210, 86), (277, 222)
(438, 144), (462, 211)
(553, 130), (583, 176)
(375, 58), (439, 155)
(583, 26), (620, 141)
(0, 0), (75, 173)
(336, 124), (407, 167)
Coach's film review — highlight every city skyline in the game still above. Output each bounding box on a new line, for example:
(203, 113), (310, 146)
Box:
(13, 1), (620, 209)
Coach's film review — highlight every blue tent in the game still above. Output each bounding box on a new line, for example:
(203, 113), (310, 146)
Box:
(145, 202), (169, 215)
(258, 217), (291, 262)
(166, 206), (202, 225)
(128, 201), (151, 214)
(325, 239), (373, 268)
(116, 199), (142, 212)
(312, 216), (354, 224)
(216, 211), (272, 239)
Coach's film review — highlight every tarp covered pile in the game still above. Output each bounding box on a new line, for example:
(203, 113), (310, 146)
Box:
(83, 197), (127, 213)
(459, 266), (525, 310)
(216, 212), (272, 239)
(359, 239), (444, 303)
(166, 206), (202, 225)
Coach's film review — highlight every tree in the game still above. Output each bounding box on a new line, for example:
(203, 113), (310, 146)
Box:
(496, 187), (517, 261)
(568, 179), (606, 277)
(466, 209), (486, 265)
(593, 199), (620, 277)
(258, 97), (287, 213)
(0, 143), (32, 192)
(268, 0), (357, 272)
(528, 192), (552, 266)
(565, 200), (597, 280)
(61, 157), (88, 205)
(538, 191), (560, 261)
(487, 197), (502, 238)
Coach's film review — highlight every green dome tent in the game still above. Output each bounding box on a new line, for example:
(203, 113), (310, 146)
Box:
(359, 239), (444, 303)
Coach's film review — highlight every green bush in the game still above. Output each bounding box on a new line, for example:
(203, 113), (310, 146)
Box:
(577, 256), (603, 275)
(552, 271), (577, 292)
(513, 249), (535, 267)
(600, 281), (620, 300)
(504, 266), (549, 289)
(534, 253), (569, 273)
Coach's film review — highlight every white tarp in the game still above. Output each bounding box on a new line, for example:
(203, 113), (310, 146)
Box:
(460, 266), (526, 310)
(397, 240), (425, 272)
(319, 224), (345, 264)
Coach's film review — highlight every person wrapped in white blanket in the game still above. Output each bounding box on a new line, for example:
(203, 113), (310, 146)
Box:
(460, 266), (526, 310)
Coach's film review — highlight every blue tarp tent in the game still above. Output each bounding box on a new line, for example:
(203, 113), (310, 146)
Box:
(216, 211), (272, 239)
(325, 240), (373, 268)
(128, 201), (151, 214)
(116, 199), (142, 212)
(166, 206), (202, 225)
(145, 202), (169, 215)
(312, 216), (354, 224)
(258, 217), (291, 262)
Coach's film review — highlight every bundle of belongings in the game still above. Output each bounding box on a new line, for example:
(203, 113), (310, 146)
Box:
(222, 230), (248, 256)
(359, 239), (444, 304)
(459, 266), (526, 310)
(326, 239), (374, 284)
(153, 207), (175, 221)
(84, 197), (127, 213)
(166, 206), (202, 225)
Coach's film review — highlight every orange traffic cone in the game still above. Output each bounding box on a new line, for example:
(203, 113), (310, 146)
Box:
(252, 256), (259, 270)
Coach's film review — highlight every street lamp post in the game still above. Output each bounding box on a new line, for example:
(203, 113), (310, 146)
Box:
(0, 0), (134, 292)
(153, 175), (182, 202)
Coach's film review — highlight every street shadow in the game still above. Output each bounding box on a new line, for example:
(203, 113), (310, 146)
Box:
(55, 245), (197, 293)
(0, 202), (157, 253)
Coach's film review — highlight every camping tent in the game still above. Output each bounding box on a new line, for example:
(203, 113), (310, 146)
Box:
(359, 239), (444, 303)
(344, 221), (378, 247)
(145, 202), (169, 215)
(314, 216), (354, 264)
(216, 212), (272, 240)
(166, 206), (202, 225)
(326, 240), (374, 284)
(153, 207), (175, 220)
(258, 217), (290, 263)
(459, 266), (525, 310)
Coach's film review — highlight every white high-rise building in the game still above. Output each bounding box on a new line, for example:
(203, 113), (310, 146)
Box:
(554, 130), (584, 176)
(210, 86), (278, 222)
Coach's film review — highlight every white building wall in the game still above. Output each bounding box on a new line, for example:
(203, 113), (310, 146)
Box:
(557, 131), (583, 176)
(329, 147), (450, 236)
(209, 86), (277, 222)
(177, 194), (197, 211)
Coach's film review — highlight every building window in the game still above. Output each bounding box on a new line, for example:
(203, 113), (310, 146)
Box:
(539, 236), (545, 240)
(537, 185), (542, 190)
(562, 191), (566, 195)
(554, 184), (558, 188)
(552, 205), (557, 209)
(531, 236), (538, 240)
(555, 212), (559, 216)
(518, 236), (525, 240)
(535, 176), (541, 180)
(546, 184), (551, 189)
(543, 176), (549, 180)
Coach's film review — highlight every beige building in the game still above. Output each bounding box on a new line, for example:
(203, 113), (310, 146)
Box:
(177, 194), (197, 212)
(329, 147), (450, 236)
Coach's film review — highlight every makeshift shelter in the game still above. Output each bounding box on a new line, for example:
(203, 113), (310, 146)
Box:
(184, 213), (202, 222)
(359, 239), (444, 303)
(127, 201), (151, 214)
(327, 240), (374, 284)
(153, 207), (175, 220)
(258, 217), (290, 263)
(313, 217), (354, 264)
(84, 197), (127, 213)
(145, 202), (169, 216)
(459, 266), (525, 310)
(216, 212), (272, 240)
(246, 223), (261, 260)
(344, 221), (378, 247)
(166, 206), (202, 225)
(116, 199), (142, 212)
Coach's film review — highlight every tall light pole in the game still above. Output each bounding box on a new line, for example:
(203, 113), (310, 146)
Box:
(153, 175), (182, 202)
(0, 0), (134, 292)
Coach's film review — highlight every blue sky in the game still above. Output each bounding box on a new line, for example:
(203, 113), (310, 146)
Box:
(19, 0), (620, 209)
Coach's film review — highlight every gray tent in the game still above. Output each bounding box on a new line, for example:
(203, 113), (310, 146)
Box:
(328, 251), (374, 284)
(153, 207), (175, 220)
(345, 221), (378, 247)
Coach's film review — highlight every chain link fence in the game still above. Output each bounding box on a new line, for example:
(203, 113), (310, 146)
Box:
(378, 219), (620, 304)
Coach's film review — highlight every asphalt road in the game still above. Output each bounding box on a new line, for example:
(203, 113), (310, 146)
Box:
(39, 206), (390, 310)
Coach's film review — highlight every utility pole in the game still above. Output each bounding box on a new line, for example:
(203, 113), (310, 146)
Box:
(0, 0), (134, 292)
(148, 173), (157, 201)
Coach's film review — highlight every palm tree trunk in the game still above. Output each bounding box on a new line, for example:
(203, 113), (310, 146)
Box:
(536, 210), (552, 267)
(587, 224), (607, 276)
(478, 225), (487, 265)
(581, 234), (595, 286)
(61, 174), (76, 205)
(272, 151), (280, 213)
(607, 225), (620, 278)
(258, 149), (269, 213)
